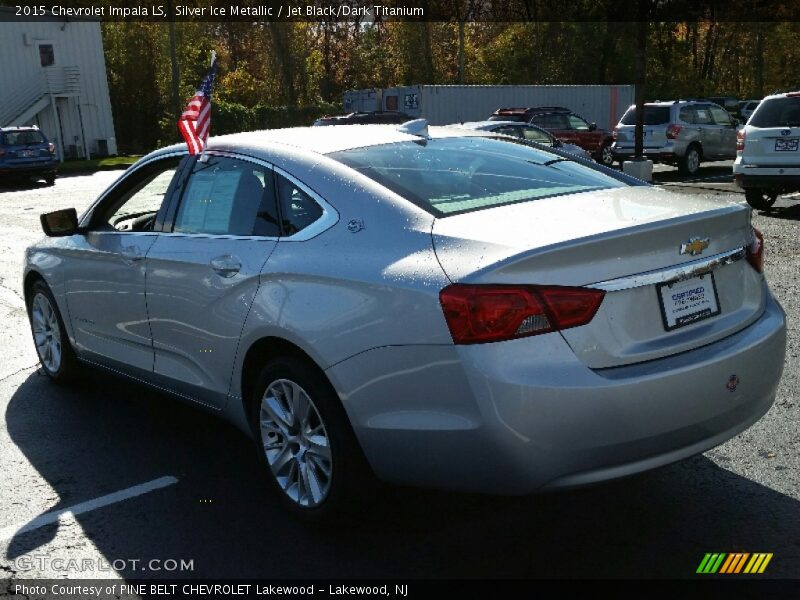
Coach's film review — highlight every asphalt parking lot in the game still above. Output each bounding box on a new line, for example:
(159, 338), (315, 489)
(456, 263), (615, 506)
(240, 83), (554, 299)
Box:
(0, 163), (798, 580)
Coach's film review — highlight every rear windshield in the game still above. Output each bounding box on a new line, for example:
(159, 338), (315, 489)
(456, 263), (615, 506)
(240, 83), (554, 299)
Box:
(749, 97), (800, 127)
(620, 106), (671, 125)
(1, 130), (46, 145)
(328, 137), (625, 217)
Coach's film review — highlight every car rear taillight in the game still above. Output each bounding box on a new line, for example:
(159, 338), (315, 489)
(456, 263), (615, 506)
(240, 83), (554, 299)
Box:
(666, 124), (683, 139)
(746, 227), (764, 273)
(612, 128), (618, 140)
(787, 92), (800, 97)
(439, 284), (605, 344)
(47, 142), (56, 155)
(0, 148), (5, 157)
(736, 129), (746, 152)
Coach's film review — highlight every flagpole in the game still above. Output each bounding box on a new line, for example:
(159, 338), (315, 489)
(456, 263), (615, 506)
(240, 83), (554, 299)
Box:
(198, 50), (217, 163)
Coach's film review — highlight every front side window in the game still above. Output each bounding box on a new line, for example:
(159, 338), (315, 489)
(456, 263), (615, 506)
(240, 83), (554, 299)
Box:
(329, 137), (625, 217)
(568, 115), (590, 130)
(173, 156), (280, 236)
(709, 106), (732, 126)
(94, 157), (181, 232)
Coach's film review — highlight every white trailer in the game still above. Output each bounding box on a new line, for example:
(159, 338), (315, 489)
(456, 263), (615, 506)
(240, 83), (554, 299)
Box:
(343, 84), (635, 131)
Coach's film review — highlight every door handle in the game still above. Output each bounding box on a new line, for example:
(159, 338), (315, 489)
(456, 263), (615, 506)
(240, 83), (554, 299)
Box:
(120, 245), (144, 262)
(210, 255), (241, 278)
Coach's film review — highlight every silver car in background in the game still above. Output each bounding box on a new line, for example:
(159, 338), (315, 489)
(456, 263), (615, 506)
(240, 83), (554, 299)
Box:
(613, 100), (739, 174)
(25, 122), (786, 520)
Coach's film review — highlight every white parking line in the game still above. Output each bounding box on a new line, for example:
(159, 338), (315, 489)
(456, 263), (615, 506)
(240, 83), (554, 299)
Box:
(0, 475), (178, 541)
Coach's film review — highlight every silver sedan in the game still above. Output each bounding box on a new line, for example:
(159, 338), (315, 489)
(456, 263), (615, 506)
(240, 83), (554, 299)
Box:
(24, 121), (786, 520)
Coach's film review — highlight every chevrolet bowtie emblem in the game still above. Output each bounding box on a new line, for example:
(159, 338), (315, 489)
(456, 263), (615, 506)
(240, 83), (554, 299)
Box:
(680, 237), (710, 256)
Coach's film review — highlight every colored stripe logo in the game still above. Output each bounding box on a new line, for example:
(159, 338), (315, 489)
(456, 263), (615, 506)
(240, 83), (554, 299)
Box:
(697, 552), (773, 574)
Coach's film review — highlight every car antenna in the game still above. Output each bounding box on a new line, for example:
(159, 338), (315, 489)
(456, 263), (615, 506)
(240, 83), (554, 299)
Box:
(397, 119), (429, 138)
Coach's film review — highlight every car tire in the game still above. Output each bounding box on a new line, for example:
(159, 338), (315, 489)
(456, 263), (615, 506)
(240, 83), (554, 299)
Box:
(45, 174), (56, 186)
(745, 189), (779, 211)
(678, 144), (702, 176)
(250, 355), (373, 522)
(595, 142), (615, 167)
(27, 280), (81, 384)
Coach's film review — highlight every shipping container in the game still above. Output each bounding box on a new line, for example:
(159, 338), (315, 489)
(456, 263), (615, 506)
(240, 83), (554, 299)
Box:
(343, 85), (635, 131)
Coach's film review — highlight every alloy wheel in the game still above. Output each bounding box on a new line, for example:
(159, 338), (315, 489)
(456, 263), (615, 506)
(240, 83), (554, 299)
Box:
(259, 378), (333, 507)
(686, 148), (700, 174)
(600, 144), (614, 166)
(31, 293), (62, 373)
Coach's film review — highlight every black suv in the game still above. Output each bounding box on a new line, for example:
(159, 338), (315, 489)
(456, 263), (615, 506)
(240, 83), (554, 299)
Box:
(0, 126), (58, 185)
(489, 107), (615, 166)
(312, 111), (413, 126)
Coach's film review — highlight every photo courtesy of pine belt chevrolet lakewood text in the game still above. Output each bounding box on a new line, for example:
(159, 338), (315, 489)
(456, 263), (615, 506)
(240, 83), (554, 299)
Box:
(24, 120), (786, 520)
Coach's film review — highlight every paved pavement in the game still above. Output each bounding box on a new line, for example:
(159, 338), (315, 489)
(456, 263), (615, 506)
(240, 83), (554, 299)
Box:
(0, 165), (798, 580)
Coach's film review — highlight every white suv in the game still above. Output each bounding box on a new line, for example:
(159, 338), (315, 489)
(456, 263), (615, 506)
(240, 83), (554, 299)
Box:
(733, 91), (800, 210)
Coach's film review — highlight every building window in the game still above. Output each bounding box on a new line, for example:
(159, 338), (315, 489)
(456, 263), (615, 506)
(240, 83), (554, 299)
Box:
(39, 44), (54, 67)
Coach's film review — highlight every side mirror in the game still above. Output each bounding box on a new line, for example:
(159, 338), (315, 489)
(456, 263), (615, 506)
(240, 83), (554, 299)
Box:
(40, 208), (80, 237)
(553, 139), (563, 148)
(589, 122), (598, 131)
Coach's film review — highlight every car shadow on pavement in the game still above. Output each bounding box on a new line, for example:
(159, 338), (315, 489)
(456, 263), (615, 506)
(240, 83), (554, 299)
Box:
(759, 202), (800, 221)
(651, 164), (733, 185)
(4, 369), (799, 579)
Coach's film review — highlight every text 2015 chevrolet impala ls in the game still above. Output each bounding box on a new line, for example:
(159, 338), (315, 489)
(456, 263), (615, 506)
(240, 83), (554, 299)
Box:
(24, 121), (786, 519)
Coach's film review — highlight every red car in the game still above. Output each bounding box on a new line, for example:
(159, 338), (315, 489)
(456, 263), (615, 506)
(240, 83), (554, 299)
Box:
(489, 107), (615, 167)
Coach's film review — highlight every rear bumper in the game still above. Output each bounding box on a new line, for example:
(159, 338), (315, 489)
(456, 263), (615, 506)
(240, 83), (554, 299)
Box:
(732, 163), (800, 190)
(0, 161), (58, 176)
(612, 142), (683, 162)
(329, 292), (786, 494)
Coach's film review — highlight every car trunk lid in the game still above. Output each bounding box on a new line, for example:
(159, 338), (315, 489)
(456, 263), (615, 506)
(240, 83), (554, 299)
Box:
(432, 186), (763, 368)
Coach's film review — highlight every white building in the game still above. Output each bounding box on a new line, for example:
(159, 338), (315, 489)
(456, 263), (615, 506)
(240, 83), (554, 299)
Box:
(0, 12), (117, 160)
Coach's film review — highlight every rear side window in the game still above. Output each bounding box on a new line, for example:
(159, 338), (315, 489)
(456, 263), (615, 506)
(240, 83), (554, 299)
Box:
(329, 137), (625, 217)
(521, 127), (553, 144)
(491, 126), (523, 138)
(173, 156), (280, 236)
(275, 173), (323, 235)
(693, 107), (713, 124)
(678, 107), (695, 123)
(532, 113), (570, 129)
(749, 97), (800, 127)
(2, 130), (46, 145)
(619, 106), (671, 125)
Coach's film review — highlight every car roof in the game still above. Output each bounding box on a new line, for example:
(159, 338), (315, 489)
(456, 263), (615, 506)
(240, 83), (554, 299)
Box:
(148, 124), (492, 160)
(762, 90), (800, 100)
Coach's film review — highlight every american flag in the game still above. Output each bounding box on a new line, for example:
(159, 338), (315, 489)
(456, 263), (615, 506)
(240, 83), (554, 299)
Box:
(178, 52), (217, 155)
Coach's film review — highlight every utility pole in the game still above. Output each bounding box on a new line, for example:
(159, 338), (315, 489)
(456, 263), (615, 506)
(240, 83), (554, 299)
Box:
(634, 11), (647, 159)
(167, 0), (181, 119)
